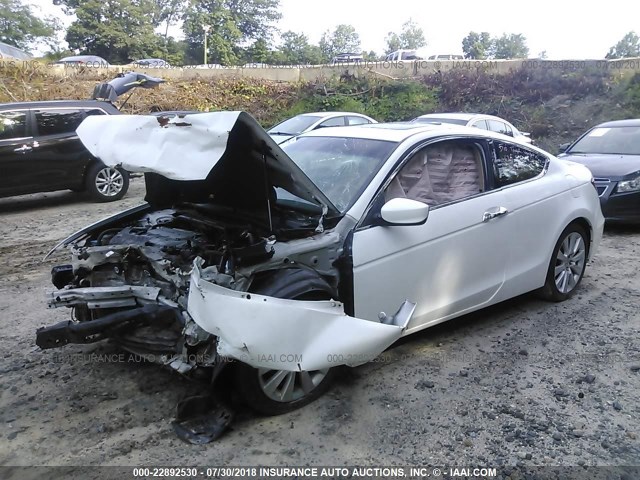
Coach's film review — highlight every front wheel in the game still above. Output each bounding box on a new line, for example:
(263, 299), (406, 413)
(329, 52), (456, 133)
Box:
(232, 268), (338, 415)
(86, 163), (129, 202)
(538, 224), (589, 302)
(234, 363), (336, 416)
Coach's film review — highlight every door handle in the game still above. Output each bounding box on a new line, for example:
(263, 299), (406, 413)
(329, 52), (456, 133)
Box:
(14, 145), (32, 153)
(483, 206), (509, 222)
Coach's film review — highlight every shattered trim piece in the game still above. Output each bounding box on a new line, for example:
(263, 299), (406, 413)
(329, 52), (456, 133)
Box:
(187, 259), (413, 372)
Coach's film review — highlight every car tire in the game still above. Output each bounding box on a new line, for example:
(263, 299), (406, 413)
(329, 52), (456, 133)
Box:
(86, 162), (129, 202)
(538, 223), (589, 302)
(232, 269), (338, 415)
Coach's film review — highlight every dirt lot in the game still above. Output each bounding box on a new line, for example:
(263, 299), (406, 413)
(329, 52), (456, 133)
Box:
(0, 178), (639, 471)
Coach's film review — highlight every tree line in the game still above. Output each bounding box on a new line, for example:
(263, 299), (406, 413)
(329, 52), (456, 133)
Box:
(1, 0), (639, 65)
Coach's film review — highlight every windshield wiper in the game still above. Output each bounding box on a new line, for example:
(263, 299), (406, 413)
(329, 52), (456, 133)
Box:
(269, 131), (296, 136)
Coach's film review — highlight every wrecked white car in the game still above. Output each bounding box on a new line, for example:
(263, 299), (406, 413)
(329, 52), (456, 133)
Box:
(37, 112), (604, 426)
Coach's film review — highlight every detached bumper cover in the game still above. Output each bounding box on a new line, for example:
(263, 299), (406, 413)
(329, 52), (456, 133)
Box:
(187, 259), (415, 372)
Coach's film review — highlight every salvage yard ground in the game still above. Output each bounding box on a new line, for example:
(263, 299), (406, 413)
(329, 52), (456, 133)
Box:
(0, 177), (638, 467)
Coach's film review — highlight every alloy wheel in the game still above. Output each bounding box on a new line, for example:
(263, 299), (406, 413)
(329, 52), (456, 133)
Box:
(554, 232), (586, 294)
(95, 167), (124, 197)
(257, 368), (329, 403)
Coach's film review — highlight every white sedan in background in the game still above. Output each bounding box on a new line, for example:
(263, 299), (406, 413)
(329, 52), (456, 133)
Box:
(414, 112), (533, 144)
(268, 111), (377, 143)
(39, 113), (604, 420)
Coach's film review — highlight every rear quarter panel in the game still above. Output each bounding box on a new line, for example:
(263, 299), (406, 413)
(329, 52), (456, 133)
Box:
(495, 158), (604, 301)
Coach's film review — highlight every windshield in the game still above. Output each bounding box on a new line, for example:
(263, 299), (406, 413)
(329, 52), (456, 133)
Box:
(413, 117), (468, 126)
(569, 126), (640, 155)
(268, 115), (320, 135)
(281, 136), (398, 212)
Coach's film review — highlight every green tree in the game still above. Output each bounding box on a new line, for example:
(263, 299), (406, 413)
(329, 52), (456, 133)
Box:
(363, 50), (379, 61)
(276, 31), (324, 65)
(462, 31), (492, 59)
(319, 24), (360, 60)
(385, 18), (426, 54)
(606, 31), (640, 59)
(491, 33), (529, 59)
(0, 0), (59, 52)
(55, 0), (164, 63)
(182, 0), (280, 65)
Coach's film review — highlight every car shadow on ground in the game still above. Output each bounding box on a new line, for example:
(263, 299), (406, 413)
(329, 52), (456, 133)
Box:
(0, 190), (93, 214)
(604, 223), (640, 235)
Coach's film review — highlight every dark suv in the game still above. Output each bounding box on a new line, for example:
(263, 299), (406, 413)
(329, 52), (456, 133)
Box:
(0, 100), (130, 202)
(0, 72), (164, 203)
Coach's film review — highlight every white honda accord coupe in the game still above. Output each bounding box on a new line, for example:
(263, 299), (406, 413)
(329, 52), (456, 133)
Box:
(38, 112), (604, 418)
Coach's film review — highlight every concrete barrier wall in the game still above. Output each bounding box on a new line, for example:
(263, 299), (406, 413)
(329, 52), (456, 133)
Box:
(2, 57), (640, 82)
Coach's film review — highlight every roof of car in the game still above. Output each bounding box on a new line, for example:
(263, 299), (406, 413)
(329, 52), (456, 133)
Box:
(0, 41), (32, 60)
(58, 55), (108, 61)
(297, 121), (537, 146)
(297, 122), (461, 142)
(0, 100), (113, 110)
(595, 119), (640, 128)
(302, 112), (372, 118)
(416, 113), (480, 121)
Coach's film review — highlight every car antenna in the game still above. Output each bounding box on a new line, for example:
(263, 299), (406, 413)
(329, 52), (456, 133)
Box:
(262, 149), (274, 234)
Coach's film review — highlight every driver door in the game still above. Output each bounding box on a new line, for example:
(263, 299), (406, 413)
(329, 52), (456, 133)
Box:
(351, 137), (513, 333)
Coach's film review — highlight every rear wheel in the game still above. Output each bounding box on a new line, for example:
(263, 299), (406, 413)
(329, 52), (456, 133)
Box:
(86, 163), (129, 202)
(538, 223), (589, 302)
(233, 269), (338, 415)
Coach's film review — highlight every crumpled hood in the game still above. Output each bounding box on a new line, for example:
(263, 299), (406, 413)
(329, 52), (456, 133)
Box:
(76, 111), (338, 215)
(559, 153), (640, 179)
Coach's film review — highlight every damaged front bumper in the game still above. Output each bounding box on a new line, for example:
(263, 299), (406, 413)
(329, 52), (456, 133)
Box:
(39, 259), (416, 373)
(187, 258), (415, 372)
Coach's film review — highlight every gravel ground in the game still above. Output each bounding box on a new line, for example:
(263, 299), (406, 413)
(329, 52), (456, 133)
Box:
(0, 178), (639, 471)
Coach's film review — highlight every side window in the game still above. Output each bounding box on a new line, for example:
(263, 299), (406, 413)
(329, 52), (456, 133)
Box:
(0, 111), (28, 141)
(492, 141), (548, 187)
(488, 120), (512, 136)
(385, 140), (486, 207)
(472, 120), (489, 130)
(317, 116), (346, 128)
(348, 116), (371, 125)
(34, 109), (87, 136)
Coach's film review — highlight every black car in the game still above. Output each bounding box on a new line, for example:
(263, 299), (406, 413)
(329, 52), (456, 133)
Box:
(559, 119), (640, 223)
(0, 72), (164, 202)
(0, 100), (131, 202)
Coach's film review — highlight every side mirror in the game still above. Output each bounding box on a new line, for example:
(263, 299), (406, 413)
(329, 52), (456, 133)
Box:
(558, 142), (571, 154)
(380, 198), (430, 225)
(521, 131), (531, 137)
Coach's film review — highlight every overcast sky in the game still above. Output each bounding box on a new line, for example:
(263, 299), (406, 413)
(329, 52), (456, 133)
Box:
(32, 0), (640, 59)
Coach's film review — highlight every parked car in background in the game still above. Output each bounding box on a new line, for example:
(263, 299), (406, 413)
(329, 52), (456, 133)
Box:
(52, 55), (110, 67)
(0, 41), (32, 61)
(268, 112), (377, 144)
(385, 50), (424, 61)
(428, 54), (465, 60)
(0, 100), (128, 201)
(332, 53), (364, 64)
(413, 113), (533, 144)
(558, 119), (640, 223)
(133, 58), (170, 68)
(0, 72), (163, 202)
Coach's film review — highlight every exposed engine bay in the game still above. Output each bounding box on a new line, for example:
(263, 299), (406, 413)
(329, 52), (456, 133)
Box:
(40, 201), (347, 375)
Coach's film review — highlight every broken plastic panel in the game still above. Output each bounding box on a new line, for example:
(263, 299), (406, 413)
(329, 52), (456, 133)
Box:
(187, 258), (415, 372)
